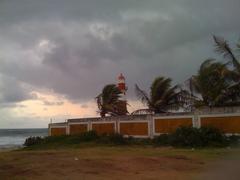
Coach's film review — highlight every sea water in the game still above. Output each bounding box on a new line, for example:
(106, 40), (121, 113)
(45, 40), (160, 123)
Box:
(0, 128), (48, 149)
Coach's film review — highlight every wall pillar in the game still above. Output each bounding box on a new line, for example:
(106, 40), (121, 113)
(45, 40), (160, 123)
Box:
(193, 111), (200, 128)
(148, 115), (154, 139)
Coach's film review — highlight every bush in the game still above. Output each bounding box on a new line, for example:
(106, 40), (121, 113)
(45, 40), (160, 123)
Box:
(199, 126), (228, 147)
(24, 131), (99, 147)
(153, 126), (232, 148)
(108, 133), (126, 145)
(24, 127), (239, 149)
(24, 136), (44, 146)
(44, 131), (99, 144)
(153, 134), (170, 146)
(170, 126), (203, 147)
(228, 135), (240, 145)
(79, 130), (98, 141)
(97, 133), (127, 145)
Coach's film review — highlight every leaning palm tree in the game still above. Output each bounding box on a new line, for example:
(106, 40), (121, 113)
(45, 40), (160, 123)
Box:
(135, 76), (188, 114)
(96, 84), (127, 117)
(213, 35), (240, 73)
(213, 35), (240, 103)
(191, 59), (239, 107)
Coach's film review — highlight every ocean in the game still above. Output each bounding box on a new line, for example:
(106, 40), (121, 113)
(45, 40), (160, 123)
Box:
(0, 128), (48, 149)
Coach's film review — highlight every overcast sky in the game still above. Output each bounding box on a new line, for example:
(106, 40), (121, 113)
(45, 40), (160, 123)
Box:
(0, 0), (239, 128)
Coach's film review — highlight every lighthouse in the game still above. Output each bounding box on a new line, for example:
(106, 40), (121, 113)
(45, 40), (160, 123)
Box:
(117, 73), (127, 96)
(116, 73), (128, 115)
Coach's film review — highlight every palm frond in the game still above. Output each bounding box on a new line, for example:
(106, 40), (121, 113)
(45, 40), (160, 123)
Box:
(96, 84), (126, 117)
(213, 35), (240, 72)
(236, 41), (240, 52)
(192, 58), (240, 107)
(135, 84), (151, 106)
(151, 77), (171, 102)
(131, 108), (154, 115)
(95, 94), (103, 110)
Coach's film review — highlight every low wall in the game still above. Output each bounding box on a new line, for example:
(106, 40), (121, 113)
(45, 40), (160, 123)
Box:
(48, 112), (240, 138)
(69, 123), (88, 135)
(153, 115), (193, 135)
(91, 121), (116, 135)
(119, 121), (149, 138)
(49, 122), (67, 136)
(199, 114), (240, 133)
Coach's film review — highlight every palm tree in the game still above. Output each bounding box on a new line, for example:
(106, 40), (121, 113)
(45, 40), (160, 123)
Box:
(191, 59), (239, 107)
(135, 76), (188, 114)
(213, 35), (240, 73)
(96, 84), (127, 117)
(213, 35), (240, 103)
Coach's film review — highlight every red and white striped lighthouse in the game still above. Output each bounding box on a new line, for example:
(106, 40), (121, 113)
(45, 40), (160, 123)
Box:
(116, 73), (128, 114)
(117, 73), (127, 95)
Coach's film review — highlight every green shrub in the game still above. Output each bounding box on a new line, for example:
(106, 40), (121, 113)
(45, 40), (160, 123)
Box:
(153, 126), (232, 148)
(170, 126), (203, 147)
(24, 127), (239, 149)
(199, 126), (228, 147)
(128, 137), (152, 145)
(108, 133), (126, 144)
(24, 131), (99, 147)
(97, 133), (127, 145)
(24, 136), (44, 146)
(79, 130), (98, 141)
(153, 134), (170, 146)
(44, 131), (98, 144)
(228, 135), (240, 145)
(40, 136), (64, 145)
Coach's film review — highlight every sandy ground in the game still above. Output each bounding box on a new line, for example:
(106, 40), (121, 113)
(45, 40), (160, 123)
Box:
(0, 146), (239, 180)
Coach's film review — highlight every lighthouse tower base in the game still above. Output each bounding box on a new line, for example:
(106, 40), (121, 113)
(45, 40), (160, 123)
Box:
(116, 100), (128, 115)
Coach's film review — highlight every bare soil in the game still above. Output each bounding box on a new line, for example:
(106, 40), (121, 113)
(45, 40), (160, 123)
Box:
(0, 146), (239, 180)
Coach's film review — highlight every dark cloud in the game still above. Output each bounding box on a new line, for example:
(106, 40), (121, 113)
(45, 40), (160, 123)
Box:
(0, 75), (35, 103)
(0, 0), (240, 105)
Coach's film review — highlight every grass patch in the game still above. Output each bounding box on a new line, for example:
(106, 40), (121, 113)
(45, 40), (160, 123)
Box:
(1, 146), (240, 180)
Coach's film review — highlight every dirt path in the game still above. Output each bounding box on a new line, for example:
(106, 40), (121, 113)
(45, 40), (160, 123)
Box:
(196, 153), (240, 180)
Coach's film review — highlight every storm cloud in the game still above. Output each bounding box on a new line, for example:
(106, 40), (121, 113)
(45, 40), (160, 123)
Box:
(0, 0), (240, 126)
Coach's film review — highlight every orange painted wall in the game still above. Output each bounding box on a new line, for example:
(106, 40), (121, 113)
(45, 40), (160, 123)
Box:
(92, 123), (115, 134)
(201, 116), (240, 133)
(120, 122), (148, 136)
(51, 127), (66, 136)
(69, 124), (88, 135)
(154, 118), (192, 133)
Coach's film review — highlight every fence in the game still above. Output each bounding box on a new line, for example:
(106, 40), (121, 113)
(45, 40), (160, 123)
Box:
(49, 112), (240, 138)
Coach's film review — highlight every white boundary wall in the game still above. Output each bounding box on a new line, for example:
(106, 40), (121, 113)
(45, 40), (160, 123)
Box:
(68, 122), (90, 135)
(90, 120), (117, 132)
(118, 120), (150, 138)
(152, 115), (194, 136)
(48, 123), (67, 136)
(198, 113), (240, 127)
(49, 112), (240, 137)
